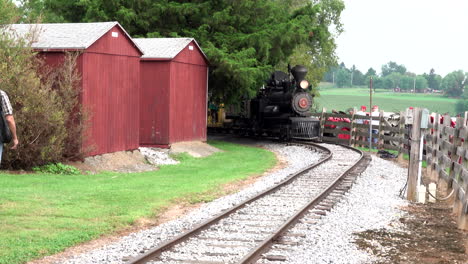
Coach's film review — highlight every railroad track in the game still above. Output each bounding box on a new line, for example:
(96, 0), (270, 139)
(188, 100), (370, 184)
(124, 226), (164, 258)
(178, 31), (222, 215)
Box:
(127, 142), (370, 264)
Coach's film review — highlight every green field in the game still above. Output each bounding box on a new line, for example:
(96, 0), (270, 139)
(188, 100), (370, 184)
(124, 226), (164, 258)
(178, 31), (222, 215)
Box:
(316, 84), (457, 115)
(0, 141), (276, 264)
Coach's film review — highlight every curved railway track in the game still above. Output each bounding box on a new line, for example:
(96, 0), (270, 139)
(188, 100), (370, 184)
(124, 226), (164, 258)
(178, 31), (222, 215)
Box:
(127, 142), (371, 264)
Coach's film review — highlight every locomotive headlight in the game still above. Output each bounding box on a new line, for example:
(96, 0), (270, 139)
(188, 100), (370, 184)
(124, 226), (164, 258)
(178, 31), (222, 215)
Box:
(299, 80), (309, 89)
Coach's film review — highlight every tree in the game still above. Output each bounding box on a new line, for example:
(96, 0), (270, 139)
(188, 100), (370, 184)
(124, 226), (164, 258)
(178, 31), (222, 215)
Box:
(0, 1), (85, 169)
(399, 75), (413, 90)
(365, 67), (376, 78)
(414, 76), (428, 91)
(440, 70), (466, 97)
(370, 76), (383, 89)
(323, 65), (339, 83)
(352, 69), (365, 86)
(0, 0), (19, 24)
(423, 68), (441, 89)
(383, 72), (403, 89)
(381, 61), (406, 77)
(335, 68), (350, 88)
(22, 0), (345, 103)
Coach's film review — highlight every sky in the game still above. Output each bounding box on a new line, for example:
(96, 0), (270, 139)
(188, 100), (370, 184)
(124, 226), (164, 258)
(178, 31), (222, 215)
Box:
(335, 0), (468, 77)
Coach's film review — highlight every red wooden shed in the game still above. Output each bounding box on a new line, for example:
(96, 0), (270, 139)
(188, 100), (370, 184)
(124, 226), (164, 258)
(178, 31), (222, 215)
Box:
(10, 22), (143, 156)
(133, 38), (209, 147)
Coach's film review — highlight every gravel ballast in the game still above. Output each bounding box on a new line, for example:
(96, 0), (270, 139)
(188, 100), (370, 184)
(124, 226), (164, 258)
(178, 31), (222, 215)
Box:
(53, 143), (408, 264)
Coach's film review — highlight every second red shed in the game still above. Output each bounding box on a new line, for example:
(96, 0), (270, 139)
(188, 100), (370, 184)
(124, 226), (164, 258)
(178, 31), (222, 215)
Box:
(134, 38), (209, 147)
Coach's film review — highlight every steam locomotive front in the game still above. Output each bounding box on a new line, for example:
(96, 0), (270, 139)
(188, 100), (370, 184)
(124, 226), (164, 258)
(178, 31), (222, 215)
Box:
(250, 65), (319, 140)
(260, 65), (313, 117)
(289, 65), (313, 116)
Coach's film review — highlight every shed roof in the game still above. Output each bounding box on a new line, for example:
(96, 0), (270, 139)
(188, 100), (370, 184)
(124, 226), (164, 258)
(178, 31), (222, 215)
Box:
(7, 22), (143, 53)
(133, 38), (208, 61)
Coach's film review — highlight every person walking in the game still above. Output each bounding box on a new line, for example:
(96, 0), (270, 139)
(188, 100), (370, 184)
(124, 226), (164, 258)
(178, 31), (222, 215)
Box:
(0, 88), (19, 163)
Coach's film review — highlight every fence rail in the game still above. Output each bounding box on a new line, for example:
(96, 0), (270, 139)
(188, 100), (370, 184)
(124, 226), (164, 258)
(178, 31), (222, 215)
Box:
(311, 111), (409, 153)
(424, 112), (468, 230)
(313, 110), (468, 230)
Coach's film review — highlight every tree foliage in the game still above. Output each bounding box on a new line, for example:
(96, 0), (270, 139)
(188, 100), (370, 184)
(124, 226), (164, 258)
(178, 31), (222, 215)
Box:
(21, 0), (344, 103)
(365, 67), (376, 77)
(0, 2), (85, 169)
(381, 61), (406, 77)
(335, 68), (350, 87)
(0, 0), (19, 24)
(423, 68), (441, 90)
(440, 70), (466, 97)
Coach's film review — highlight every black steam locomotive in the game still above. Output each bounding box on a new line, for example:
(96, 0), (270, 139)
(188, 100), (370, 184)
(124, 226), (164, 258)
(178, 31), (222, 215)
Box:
(209, 65), (320, 140)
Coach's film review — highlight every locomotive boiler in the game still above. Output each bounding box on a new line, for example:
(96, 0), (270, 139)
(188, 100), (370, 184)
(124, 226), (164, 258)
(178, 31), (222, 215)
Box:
(208, 65), (320, 140)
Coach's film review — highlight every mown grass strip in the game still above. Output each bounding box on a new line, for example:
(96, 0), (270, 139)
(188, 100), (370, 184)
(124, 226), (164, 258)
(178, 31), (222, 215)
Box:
(316, 87), (457, 115)
(0, 140), (276, 264)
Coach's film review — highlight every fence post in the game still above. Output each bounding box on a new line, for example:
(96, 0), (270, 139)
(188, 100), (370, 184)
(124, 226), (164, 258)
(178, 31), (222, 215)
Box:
(452, 117), (463, 218)
(425, 114), (434, 178)
(435, 114), (453, 198)
(378, 111), (384, 150)
(407, 108), (422, 202)
(350, 111), (355, 147)
(430, 113), (441, 181)
(457, 115), (468, 230)
(397, 111), (406, 163)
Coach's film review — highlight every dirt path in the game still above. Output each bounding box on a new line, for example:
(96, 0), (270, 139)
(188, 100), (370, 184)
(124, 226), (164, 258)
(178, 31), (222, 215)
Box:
(354, 155), (468, 264)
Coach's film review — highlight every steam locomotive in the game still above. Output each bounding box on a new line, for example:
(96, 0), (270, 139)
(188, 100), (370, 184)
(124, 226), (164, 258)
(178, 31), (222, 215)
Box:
(208, 65), (320, 140)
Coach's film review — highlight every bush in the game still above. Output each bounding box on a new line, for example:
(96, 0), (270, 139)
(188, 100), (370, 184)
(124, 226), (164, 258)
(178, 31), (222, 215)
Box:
(32, 162), (81, 175)
(0, 20), (86, 169)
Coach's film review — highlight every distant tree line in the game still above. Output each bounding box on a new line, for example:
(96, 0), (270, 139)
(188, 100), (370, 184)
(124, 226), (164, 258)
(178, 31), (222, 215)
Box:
(323, 61), (468, 114)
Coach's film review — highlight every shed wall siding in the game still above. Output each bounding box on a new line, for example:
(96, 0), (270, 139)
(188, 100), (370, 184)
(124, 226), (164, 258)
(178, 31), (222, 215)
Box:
(87, 25), (141, 57)
(172, 41), (207, 66)
(82, 52), (140, 156)
(169, 61), (207, 143)
(139, 61), (171, 145)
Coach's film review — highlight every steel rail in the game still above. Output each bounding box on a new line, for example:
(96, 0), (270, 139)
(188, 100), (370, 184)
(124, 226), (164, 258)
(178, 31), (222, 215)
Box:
(127, 142), (332, 264)
(237, 143), (365, 264)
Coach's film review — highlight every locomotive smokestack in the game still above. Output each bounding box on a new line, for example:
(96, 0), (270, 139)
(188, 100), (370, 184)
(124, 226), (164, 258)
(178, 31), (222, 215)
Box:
(291, 65), (308, 82)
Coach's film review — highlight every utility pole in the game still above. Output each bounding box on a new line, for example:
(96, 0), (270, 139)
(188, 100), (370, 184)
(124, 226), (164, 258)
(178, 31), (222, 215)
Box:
(413, 78), (416, 93)
(332, 72), (335, 85)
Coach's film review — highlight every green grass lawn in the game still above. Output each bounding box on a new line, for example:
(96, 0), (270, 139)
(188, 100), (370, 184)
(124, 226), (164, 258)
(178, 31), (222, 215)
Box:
(316, 85), (457, 115)
(0, 140), (276, 264)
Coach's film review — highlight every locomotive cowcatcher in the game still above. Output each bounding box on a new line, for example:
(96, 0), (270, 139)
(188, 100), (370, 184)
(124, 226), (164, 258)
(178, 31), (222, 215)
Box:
(210, 65), (320, 141)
